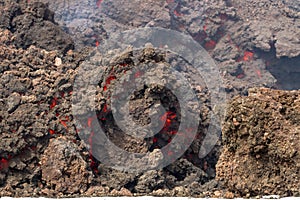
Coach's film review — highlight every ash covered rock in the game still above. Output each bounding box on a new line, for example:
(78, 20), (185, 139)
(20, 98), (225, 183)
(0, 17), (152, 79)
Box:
(71, 44), (221, 195)
(99, 0), (170, 28)
(73, 44), (217, 172)
(33, 0), (299, 91)
(0, 0), (299, 198)
(135, 170), (166, 193)
(212, 31), (277, 96)
(217, 88), (300, 197)
(0, 28), (220, 196)
(230, 0), (300, 58)
(0, 0), (74, 54)
(283, 0), (300, 12)
(37, 0), (170, 49)
(33, 0), (299, 87)
(33, 0), (108, 49)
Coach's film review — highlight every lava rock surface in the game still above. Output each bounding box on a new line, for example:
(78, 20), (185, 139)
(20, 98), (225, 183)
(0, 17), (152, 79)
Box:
(0, 0), (74, 54)
(0, 0), (299, 198)
(217, 88), (300, 197)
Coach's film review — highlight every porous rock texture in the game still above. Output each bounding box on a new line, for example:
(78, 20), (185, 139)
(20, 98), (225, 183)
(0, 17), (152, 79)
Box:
(41, 136), (92, 196)
(0, 22), (219, 198)
(0, 0), (74, 54)
(0, 28), (91, 197)
(217, 88), (300, 197)
(0, 0), (299, 198)
(39, 0), (300, 90)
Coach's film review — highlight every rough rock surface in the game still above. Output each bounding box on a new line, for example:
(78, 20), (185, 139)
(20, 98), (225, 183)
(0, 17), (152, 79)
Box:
(217, 88), (300, 197)
(0, 0), (74, 54)
(38, 0), (300, 91)
(0, 0), (299, 198)
(0, 5), (219, 197)
(231, 0), (300, 58)
(41, 136), (92, 196)
(0, 27), (90, 197)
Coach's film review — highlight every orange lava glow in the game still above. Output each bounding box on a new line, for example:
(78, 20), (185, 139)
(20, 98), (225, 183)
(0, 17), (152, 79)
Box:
(49, 129), (56, 135)
(243, 51), (254, 61)
(60, 120), (67, 128)
(106, 75), (116, 85)
(102, 104), (108, 113)
(50, 97), (58, 109)
(88, 131), (99, 174)
(90, 157), (99, 174)
(160, 111), (177, 132)
(256, 69), (262, 78)
(169, 130), (177, 135)
(102, 75), (116, 91)
(119, 63), (128, 67)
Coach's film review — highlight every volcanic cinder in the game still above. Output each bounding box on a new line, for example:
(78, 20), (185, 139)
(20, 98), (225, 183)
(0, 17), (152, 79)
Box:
(0, 0), (299, 198)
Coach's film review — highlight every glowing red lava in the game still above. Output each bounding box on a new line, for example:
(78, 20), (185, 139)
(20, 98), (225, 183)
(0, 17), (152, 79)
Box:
(134, 71), (143, 78)
(103, 75), (116, 91)
(49, 129), (56, 135)
(243, 51), (254, 61)
(160, 111), (177, 132)
(50, 97), (58, 109)
(237, 51), (254, 62)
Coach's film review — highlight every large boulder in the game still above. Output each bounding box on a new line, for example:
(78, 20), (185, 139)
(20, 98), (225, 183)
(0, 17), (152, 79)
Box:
(217, 88), (300, 197)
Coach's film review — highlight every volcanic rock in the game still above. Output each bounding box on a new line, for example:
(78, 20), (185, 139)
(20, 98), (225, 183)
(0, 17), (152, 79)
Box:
(41, 136), (92, 195)
(0, 0), (300, 198)
(217, 87), (300, 197)
(0, 0), (74, 54)
(231, 0), (300, 58)
(0, 24), (90, 197)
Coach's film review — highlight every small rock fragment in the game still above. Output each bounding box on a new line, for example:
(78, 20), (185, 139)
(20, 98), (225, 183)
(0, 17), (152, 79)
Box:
(54, 57), (62, 66)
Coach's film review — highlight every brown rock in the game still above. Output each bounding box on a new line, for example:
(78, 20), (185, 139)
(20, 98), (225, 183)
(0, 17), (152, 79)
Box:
(110, 187), (133, 196)
(41, 136), (92, 194)
(85, 186), (110, 196)
(217, 88), (300, 197)
(223, 191), (235, 199)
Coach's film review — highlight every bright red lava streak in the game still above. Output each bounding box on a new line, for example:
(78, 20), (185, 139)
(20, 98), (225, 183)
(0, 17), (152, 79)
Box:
(49, 129), (56, 135)
(243, 51), (254, 61)
(50, 97), (58, 109)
